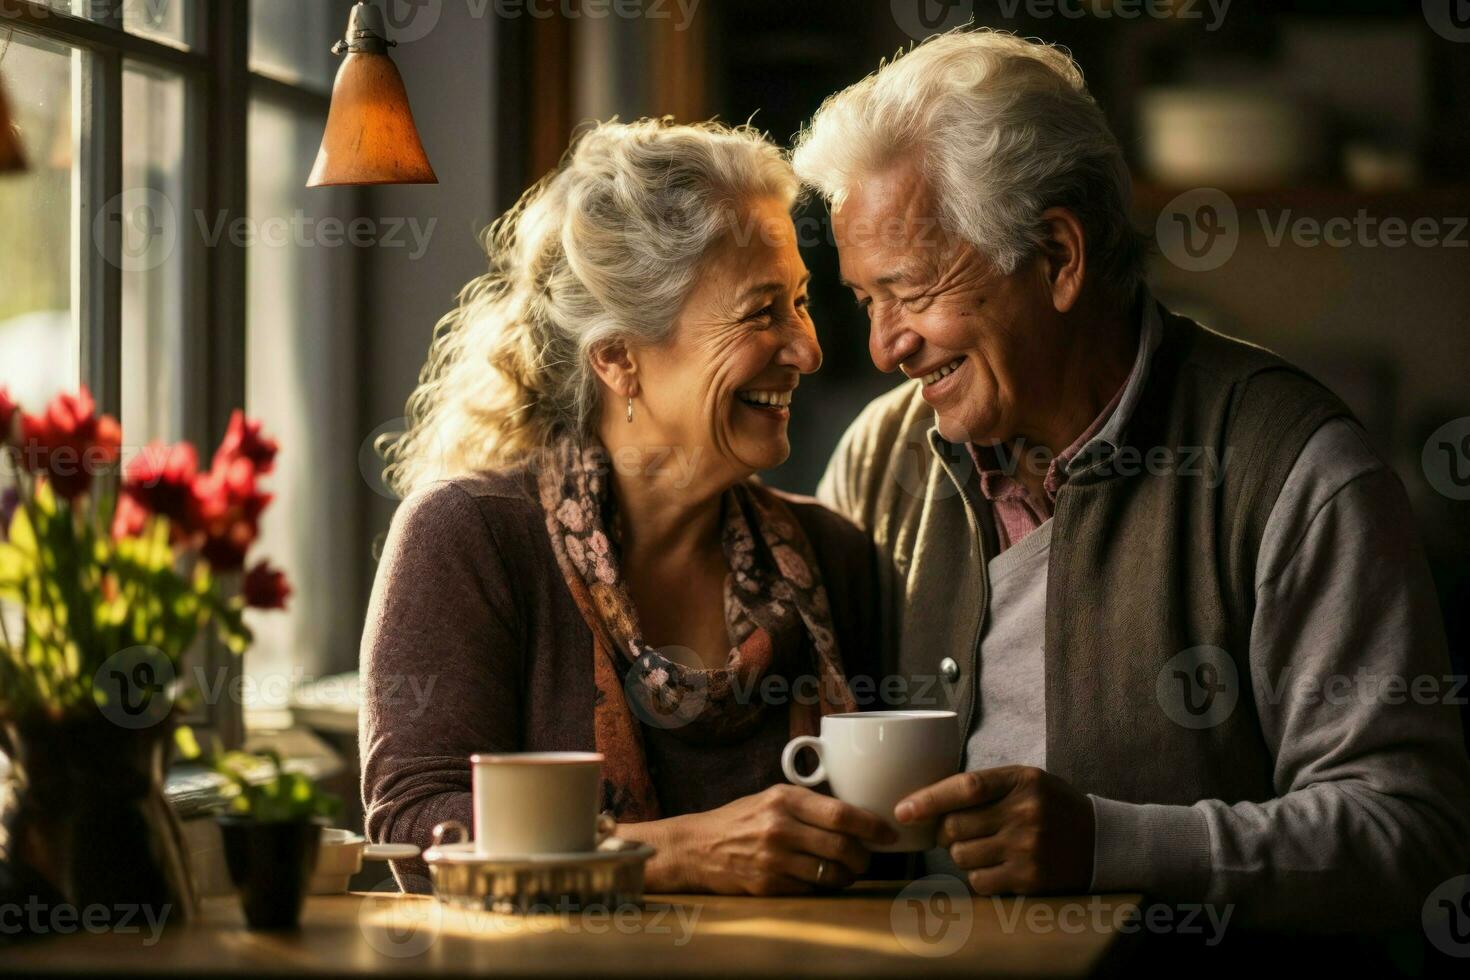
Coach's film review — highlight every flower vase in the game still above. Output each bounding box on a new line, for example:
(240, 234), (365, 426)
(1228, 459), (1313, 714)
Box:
(0, 716), (197, 941)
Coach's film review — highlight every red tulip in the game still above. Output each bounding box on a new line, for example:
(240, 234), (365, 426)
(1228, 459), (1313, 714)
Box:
(242, 560), (291, 610)
(193, 456), (273, 571)
(0, 386), (17, 440)
(18, 387), (121, 500)
(114, 441), (202, 539)
(214, 410), (277, 475)
(110, 493), (151, 539)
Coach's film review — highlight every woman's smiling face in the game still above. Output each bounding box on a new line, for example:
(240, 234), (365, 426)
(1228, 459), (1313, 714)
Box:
(629, 196), (821, 486)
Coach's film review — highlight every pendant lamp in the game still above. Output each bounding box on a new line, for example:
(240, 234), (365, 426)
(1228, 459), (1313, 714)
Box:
(307, 2), (437, 187)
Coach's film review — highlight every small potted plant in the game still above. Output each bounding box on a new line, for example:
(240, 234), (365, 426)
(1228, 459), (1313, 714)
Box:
(180, 734), (341, 930)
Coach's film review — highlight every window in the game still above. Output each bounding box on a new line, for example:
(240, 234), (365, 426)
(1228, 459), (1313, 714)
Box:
(249, 0), (338, 90)
(244, 5), (360, 713)
(121, 0), (186, 45)
(42, 0), (187, 43)
(0, 33), (76, 404)
(1, 0), (357, 742)
(120, 62), (187, 443)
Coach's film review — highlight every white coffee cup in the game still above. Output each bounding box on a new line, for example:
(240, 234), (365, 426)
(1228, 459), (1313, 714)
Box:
(469, 751), (612, 856)
(780, 710), (960, 852)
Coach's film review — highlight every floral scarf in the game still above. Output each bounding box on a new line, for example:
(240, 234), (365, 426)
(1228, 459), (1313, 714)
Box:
(536, 437), (857, 821)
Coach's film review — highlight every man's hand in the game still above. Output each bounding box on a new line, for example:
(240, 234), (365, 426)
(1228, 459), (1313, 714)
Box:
(895, 765), (1095, 895)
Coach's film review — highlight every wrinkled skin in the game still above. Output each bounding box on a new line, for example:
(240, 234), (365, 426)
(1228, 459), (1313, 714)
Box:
(593, 198), (898, 893)
(834, 157), (1137, 893)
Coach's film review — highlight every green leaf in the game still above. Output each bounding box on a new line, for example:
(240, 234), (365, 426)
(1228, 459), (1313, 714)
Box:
(196, 746), (339, 821)
(6, 507), (36, 555)
(33, 480), (57, 516)
(174, 726), (202, 761)
(314, 788), (343, 820)
(96, 592), (128, 628)
(0, 543), (31, 597)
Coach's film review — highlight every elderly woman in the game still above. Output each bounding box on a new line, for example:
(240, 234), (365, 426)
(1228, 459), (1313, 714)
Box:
(360, 119), (897, 896)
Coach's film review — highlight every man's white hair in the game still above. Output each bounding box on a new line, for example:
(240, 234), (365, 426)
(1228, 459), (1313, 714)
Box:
(791, 29), (1145, 299)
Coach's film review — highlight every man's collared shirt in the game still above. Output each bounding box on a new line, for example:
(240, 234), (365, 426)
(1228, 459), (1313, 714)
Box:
(967, 300), (1163, 552)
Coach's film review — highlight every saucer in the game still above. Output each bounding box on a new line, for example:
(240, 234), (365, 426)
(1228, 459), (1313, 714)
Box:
(422, 837), (652, 865)
(421, 835), (656, 913)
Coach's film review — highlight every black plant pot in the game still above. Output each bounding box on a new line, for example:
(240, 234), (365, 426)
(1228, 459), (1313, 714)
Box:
(216, 817), (323, 930)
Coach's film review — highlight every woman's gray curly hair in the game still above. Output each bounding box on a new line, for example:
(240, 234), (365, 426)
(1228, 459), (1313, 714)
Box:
(382, 118), (799, 498)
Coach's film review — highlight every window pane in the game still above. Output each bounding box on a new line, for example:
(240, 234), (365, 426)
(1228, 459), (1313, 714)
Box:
(0, 37), (78, 406)
(123, 0), (188, 46)
(41, 1), (191, 45)
(121, 63), (186, 444)
(244, 98), (359, 711)
(250, 0), (345, 91)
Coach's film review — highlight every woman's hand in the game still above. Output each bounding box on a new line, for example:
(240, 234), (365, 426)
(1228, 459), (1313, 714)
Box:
(621, 784), (899, 895)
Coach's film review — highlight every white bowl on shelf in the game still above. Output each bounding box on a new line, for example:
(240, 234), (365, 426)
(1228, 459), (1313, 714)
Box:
(1139, 87), (1323, 188)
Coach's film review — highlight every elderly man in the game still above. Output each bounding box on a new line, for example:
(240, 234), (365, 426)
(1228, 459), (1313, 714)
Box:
(792, 30), (1470, 938)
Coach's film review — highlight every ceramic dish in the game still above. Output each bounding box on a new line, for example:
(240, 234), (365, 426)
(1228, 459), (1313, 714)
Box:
(310, 828), (421, 894)
(421, 820), (655, 913)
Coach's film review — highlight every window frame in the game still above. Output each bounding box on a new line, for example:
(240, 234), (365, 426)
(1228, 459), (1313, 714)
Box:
(5, 0), (337, 748)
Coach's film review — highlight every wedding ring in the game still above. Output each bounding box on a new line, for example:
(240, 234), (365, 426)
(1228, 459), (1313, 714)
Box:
(816, 860), (827, 883)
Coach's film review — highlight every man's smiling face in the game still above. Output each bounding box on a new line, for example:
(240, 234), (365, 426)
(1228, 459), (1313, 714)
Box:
(831, 157), (1063, 446)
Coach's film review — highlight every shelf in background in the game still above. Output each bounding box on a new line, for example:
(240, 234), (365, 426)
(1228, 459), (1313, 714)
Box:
(1132, 182), (1470, 215)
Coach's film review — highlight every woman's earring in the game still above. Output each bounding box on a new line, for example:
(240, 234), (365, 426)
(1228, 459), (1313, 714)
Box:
(626, 396), (634, 424)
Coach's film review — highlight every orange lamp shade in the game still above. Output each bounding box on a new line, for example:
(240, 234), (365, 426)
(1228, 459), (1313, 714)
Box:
(307, 4), (436, 188)
(0, 74), (27, 174)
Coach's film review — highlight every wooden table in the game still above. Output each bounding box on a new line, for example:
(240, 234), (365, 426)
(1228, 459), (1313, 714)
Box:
(0, 883), (1143, 977)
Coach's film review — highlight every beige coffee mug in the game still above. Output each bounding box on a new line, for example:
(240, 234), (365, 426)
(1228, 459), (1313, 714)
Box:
(469, 751), (613, 856)
(781, 710), (960, 852)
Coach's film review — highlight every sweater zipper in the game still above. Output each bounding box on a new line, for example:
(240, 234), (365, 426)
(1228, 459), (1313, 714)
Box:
(931, 438), (990, 756)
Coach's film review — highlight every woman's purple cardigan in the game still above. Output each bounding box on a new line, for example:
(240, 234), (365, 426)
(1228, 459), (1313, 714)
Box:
(359, 465), (889, 887)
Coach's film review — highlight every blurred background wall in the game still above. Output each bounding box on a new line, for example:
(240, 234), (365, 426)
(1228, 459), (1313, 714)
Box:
(360, 0), (1470, 710)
